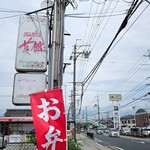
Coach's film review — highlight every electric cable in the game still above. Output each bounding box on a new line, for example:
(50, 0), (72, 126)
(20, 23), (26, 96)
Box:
(78, 0), (145, 115)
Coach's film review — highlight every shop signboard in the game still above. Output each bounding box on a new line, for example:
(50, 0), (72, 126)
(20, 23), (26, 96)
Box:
(109, 94), (122, 101)
(12, 73), (47, 105)
(15, 15), (48, 72)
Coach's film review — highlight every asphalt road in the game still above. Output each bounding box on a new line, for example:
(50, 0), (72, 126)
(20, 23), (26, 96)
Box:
(95, 133), (150, 150)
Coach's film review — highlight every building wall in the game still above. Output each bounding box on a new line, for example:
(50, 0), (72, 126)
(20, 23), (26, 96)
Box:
(135, 113), (150, 127)
(121, 118), (135, 128)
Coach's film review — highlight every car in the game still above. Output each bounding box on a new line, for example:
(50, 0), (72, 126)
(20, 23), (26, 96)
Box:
(97, 129), (104, 134)
(80, 128), (85, 132)
(0, 133), (7, 148)
(142, 128), (150, 136)
(108, 128), (120, 137)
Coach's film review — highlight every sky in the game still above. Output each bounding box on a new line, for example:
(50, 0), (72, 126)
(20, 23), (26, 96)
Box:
(0, 0), (150, 120)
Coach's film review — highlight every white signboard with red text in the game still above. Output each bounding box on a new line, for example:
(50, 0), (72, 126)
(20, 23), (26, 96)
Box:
(12, 73), (47, 105)
(30, 88), (67, 150)
(15, 15), (48, 72)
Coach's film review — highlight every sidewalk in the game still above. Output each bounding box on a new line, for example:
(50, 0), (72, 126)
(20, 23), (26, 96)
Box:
(76, 133), (112, 150)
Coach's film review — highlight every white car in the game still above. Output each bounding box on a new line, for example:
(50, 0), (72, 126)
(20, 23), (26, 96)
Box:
(0, 133), (7, 148)
(142, 128), (150, 136)
(97, 129), (104, 134)
(80, 128), (85, 132)
(108, 128), (120, 137)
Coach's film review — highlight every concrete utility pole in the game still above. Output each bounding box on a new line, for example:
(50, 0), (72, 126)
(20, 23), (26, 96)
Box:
(86, 107), (88, 130)
(93, 95), (100, 128)
(73, 43), (77, 141)
(49, 0), (66, 89)
(72, 41), (90, 142)
(97, 95), (100, 127)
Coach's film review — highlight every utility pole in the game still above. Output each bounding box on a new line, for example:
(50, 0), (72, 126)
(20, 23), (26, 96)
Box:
(73, 43), (77, 141)
(86, 107), (88, 130)
(97, 95), (100, 126)
(49, 0), (66, 89)
(71, 41), (90, 142)
(97, 94), (100, 127)
(94, 94), (100, 127)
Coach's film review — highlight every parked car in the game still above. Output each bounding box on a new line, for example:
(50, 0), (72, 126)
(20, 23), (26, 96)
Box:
(120, 126), (130, 135)
(80, 128), (85, 132)
(0, 133), (7, 148)
(104, 129), (109, 133)
(142, 128), (150, 136)
(97, 129), (104, 134)
(108, 128), (120, 137)
(130, 127), (141, 135)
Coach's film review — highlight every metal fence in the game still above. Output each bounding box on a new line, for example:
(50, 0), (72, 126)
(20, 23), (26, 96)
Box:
(0, 122), (37, 150)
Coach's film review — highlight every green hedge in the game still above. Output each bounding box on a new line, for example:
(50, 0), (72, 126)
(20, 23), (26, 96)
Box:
(26, 135), (82, 150)
(68, 139), (82, 150)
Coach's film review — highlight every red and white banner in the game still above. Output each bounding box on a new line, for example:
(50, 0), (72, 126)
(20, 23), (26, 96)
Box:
(30, 88), (66, 150)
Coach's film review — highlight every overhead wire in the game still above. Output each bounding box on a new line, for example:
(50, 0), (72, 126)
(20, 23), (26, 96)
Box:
(93, 3), (150, 106)
(83, 1), (105, 50)
(98, 3), (150, 94)
(82, 0), (147, 89)
(92, 0), (106, 5)
(66, 11), (127, 18)
(76, 1), (131, 100)
(90, 0), (120, 52)
(74, 1), (126, 83)
(86, 0), (113, 50)
(99, 78), (150, 115)
(77, 0), (114, 94)
(97, 63), (150, 114)
(120, 92), (150, 109)
(108, 56), (148, 91)
(82, 0), (131, 54)
(77, 0), (93, 82)
(78, 0), (145, 115)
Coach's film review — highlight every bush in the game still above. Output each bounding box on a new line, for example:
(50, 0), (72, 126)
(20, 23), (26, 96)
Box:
(68, 139), (82, 150)
(26, 134), (37, 145)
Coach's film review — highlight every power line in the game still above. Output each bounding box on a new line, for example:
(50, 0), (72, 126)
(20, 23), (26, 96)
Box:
(78, 0), (147, 114)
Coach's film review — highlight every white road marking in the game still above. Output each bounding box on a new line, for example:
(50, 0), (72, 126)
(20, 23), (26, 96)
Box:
(131, 140), (145, 144)
(115, 146), (124, 150)
(109, 146), (124, 150)
(138, 141), (145, 144)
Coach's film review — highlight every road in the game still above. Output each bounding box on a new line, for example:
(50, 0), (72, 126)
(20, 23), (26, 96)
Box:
(95, 133), (150, 150)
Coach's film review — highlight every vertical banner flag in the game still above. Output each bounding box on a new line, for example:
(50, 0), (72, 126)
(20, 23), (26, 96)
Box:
(30, 88), (66, 150)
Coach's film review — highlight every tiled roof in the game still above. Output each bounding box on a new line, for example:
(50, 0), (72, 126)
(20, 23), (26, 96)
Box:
(4, 109), (32, 117)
